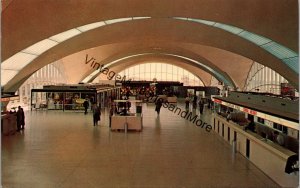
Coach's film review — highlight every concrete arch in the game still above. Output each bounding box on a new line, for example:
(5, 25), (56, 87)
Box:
(83, 53), (234, 87)
(3, 18), (297, 91)
(79, 46), (237, 86)
(3, 0), (297, 60)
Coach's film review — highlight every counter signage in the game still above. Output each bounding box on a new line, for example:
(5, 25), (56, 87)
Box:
(243, 107), (257, 115)
(217, 98), (298, 130)
(249, 110), (257, 115)
(219, 100), (240, 111)
(227, 103), (235, 109)
(213, 99), (222, 103)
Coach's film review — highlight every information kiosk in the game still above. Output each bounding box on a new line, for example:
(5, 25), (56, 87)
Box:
(110, 100), (143, 131)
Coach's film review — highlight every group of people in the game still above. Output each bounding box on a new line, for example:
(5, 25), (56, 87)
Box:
(185, 95), (205, 114)
(154, 94), (207, 116)
(245, 119), (285, 146)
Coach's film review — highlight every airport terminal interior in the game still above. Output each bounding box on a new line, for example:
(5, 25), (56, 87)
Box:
(1, 1), (299, 188)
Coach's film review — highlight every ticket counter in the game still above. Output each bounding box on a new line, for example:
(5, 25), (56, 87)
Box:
(213, 114), (298, 187)
(1, 113), (17, 135)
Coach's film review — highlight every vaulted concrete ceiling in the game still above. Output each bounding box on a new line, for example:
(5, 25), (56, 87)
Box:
(94, 58), (212, 86)
(1, 0), (298, 92)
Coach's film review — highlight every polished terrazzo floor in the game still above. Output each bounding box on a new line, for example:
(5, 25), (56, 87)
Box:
(2, 102), (280, 188)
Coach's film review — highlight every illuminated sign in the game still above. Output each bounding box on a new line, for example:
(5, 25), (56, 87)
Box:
(242, 108), (257, 115)
(213, 99), (222, 103)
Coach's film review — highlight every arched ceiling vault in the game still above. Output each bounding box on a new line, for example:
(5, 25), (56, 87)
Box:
(2, 0), (298, 92)
(3, 0), (297, 60)
(78, 46), (239, 85)
(94, 59), (210, 86)
(4, 18), (295, 91)
(83, 53), (235, 88)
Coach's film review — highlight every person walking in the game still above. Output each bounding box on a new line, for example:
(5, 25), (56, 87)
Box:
(83, 99), (89, 114)
(20, 107), (25, 130)
(16, 106), (22, 131)
(92, 103), (101, 126)
(185, 96), (190, 110)
(193, 95), (198, 109)
(109, 106), (114, 127)
(155, 98), (163, 115)
(199, 99), (204, 114)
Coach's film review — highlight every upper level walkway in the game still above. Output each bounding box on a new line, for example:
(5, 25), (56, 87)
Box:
(2, 102), (280, 188)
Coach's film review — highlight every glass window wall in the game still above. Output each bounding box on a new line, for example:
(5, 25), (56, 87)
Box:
(119, 63), (204, 86)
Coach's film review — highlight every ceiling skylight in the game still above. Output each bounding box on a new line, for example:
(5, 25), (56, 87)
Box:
(261, 42), (297, 60)
(82, 75), (94, 83)
(173, 17), (299, 74)
(173, 17), (187, 21)
(49, 29), (82, 42)
(1, 17), (151, 86)
(77, 22), (106, 32)
(187, 18), (215, 25)
(105, 18), (133, 24)
(22, 39), (58, 55)
(1, 52), (37, 70)
(282, 57), (299, 71)
(2, 16), (297, 87)
(1, 69), (19, 86)
(238, 31), (271, 46)
(214, 23), (243, 34)
(132, 17), (151, 20)
(81, 54), (152, 83)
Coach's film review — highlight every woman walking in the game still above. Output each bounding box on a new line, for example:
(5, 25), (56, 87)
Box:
(92, 103), (101, 126)
(155, 98), (163, 115)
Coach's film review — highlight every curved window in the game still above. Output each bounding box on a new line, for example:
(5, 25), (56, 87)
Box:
(14, 61), (67, 107)
(244, 61), (295, 94)
(118, 63), (204, 86)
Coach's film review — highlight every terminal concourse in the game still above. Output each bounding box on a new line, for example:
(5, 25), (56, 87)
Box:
(2, 103), (280, 188)
(1, 1), (299, 188)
